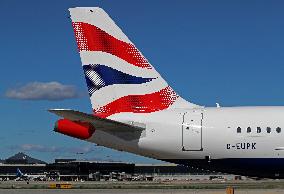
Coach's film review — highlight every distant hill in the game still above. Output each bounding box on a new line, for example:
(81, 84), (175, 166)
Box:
(5, 152), (46, 164)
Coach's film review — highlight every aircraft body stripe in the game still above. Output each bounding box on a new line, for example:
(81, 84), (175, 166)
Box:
(72, 22), (152, 69)
(90, 78), (168, 109)
(93, 86), (179, 118)
(80, 51), (160, 78)
(83, 64), (156, 95)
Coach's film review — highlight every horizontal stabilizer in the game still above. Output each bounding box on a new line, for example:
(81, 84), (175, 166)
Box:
(48, 109), (145, 140)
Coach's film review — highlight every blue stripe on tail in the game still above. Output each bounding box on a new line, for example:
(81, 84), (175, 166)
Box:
(83, 64), (155, 96)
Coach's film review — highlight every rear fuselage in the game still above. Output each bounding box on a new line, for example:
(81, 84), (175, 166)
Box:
(90, 106), (284, 178)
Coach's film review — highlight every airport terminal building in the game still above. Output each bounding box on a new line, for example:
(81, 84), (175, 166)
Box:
(0, 153), (224, 181)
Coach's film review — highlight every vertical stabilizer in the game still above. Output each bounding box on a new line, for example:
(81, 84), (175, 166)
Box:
(69, 7), (199, 118)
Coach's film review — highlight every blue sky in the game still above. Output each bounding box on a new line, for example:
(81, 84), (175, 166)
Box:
(1, 0), (284, 163)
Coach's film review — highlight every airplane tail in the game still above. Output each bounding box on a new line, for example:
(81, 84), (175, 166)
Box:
(69, 7), (199, 118)
(16, 168), (23, 177)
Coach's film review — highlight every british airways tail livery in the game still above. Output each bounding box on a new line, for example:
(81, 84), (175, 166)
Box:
(50, 7), (284, 179)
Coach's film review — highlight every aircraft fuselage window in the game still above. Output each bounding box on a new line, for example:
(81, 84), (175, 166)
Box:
(247, 127), (251, 133)
(236, 126), (282, 134)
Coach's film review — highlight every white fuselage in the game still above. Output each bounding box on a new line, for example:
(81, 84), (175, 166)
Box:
(90, 106), (284, 159)
(89, 106), (284, 178)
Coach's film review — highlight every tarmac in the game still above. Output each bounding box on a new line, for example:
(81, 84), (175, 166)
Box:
(0, 189), (283, 194)
(0, 180), (283, 193)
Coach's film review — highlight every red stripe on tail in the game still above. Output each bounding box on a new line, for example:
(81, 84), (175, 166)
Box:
(72, 22), (152, 69)
(93, 86), (179, 118)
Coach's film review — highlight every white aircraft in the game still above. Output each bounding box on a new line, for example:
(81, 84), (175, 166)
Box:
(50, 7), (284, 179)
(16, 168), (46, 181)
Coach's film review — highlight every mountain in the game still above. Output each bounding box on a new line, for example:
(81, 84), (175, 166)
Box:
(5, 152), (46, 164)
